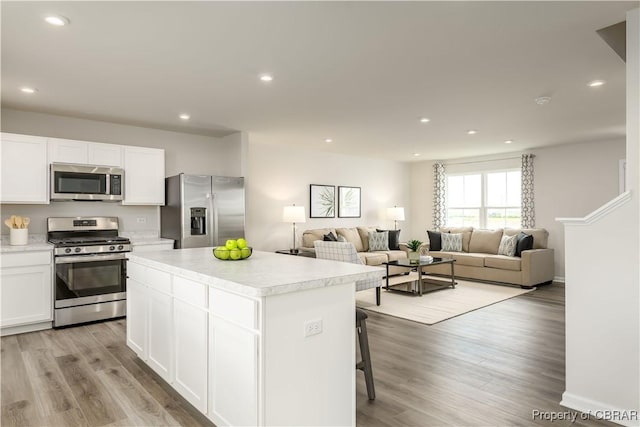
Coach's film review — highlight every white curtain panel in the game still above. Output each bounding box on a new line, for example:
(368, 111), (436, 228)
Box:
(521, 154), (535, 228)
(433, 162), (446, 229)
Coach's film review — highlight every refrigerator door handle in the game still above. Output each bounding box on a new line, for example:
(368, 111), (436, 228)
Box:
(209, 192), (217, 247)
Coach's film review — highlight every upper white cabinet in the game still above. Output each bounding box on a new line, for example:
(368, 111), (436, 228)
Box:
(0, 133), (49, 204)
(123, 146), (165, 205)
(49, 138), (123, 167)
(88, 143), (123, 167)
(48, 138), (89, 164)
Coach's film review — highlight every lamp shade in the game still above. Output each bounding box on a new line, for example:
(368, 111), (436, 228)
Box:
(283, 205), (306, 223)
(387, 207), (405, 221)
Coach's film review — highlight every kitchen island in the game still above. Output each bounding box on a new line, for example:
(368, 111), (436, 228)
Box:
(126, 248), (383, 427)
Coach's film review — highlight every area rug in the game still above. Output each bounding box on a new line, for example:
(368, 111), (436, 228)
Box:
(356, 280), (534, 325)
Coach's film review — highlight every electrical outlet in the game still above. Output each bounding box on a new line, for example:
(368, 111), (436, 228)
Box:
(304, 319), (323, 337)
(136, 217), (147, 224)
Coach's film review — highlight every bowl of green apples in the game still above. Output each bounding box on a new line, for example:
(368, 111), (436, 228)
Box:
(213, 238), (252, 261)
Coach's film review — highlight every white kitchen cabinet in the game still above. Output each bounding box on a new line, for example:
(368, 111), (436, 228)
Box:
(173, 298), (208, 412)
(48, 138), (88, 164)
(49, 138), (122, 167)
(0, 251), (53, 334)
(88, 143), (122, 167)
(209, 318), (258, 427)
(0, 133), (49, 204)
(147, 286), (173, 382)
(126, 277), (148, 359)
(122, 146), (165, 205)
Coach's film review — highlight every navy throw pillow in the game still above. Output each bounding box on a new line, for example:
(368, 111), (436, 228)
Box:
(427, 230), (442, 251)
(377, 229), (401, 250)
(323, 232), (338, 241)
(515, 232), (534, 257)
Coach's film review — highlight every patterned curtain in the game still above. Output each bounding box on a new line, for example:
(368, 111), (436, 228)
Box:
(432, 162), (446, 229)
(521, 154), (535, 228)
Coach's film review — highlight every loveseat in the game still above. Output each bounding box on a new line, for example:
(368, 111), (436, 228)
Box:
(424, 227), (554, 288)
(301, 227), (408, 275)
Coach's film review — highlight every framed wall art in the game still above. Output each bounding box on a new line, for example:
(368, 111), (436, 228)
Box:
(310, 184), (335, 218)
(338, 186), (361, 218)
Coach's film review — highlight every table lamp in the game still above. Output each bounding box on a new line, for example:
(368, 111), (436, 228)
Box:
(387, 206), (405, 230)
(283, 204), (306, 254)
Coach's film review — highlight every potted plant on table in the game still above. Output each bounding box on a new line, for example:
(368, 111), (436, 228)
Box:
(407, 239), (422, 264)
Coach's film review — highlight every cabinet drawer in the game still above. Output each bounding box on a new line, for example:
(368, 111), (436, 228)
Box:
(209, 288), (257, 330)
(173, 276), (207, 309)
(127, 261), (146, 282)
(146, 267), (171, 294)
(1, 251), (51, 268)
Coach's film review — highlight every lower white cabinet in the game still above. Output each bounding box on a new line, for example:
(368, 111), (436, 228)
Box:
(126, 278), (147, 359)
(126, 259), (260, 423)
(0, 251), (53, 333)
(209, 318), (259, 426)
(147, 288), (173, 382)
(174, 298), (208, 412)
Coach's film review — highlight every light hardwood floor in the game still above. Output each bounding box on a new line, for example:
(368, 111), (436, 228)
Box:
(1, 283), (617, 427)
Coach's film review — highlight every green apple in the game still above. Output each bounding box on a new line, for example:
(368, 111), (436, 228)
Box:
(236, 238), (248, 249)
(213, 247), (230, 260)
(240, 247), (251, 259)
(229, 248), (242, 260)
(225, 239), (238, 250)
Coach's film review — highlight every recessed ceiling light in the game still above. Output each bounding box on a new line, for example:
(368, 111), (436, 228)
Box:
(413, 153), (421, 157)
(44, 15), (70, 26)
(504, 140), (514, 144)
(535, 96), (551, 105)
(419, 118), (430, 123)
(467, 130), (478, 135)
(179, 114), (190, 120)
(259, 74), (273, 82)
(20, 87), (37, 94)
(324, 138), (333, 143)
(588, 80), (606, 87)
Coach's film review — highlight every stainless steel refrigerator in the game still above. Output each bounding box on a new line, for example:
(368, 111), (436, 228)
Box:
(161, 174), (245, 248)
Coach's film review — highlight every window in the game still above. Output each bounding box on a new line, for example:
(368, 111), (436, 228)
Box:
(446, 169), (521, 229)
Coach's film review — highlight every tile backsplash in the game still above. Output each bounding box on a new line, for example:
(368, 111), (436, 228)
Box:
(0, 202), (159, 235)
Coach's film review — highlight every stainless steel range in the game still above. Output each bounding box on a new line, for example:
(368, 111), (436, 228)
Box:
(48, 217), (130, 327)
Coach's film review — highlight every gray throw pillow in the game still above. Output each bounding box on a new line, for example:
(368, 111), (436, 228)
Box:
(498, 234), (518, 257)
(368, 231), (389, 251)
(441, 233), (462, 252)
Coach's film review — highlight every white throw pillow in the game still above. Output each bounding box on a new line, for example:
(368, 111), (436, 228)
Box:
(498, 234), (518, 257)
(368, 231), (389, 251)
(441, 233), (463, 252)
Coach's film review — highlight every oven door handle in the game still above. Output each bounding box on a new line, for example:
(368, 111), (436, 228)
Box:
(55, 253), (129, 264)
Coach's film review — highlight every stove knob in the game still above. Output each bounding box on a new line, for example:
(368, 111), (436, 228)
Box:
(109, 246), (116, 251)
(74, 248), (82, 253)
(117, 245), (124, 250)
(65, 248), (72, 254)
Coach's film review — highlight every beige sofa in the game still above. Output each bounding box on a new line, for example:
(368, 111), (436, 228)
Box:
(301, 227), (408, 275)
(424, 227), (554, 288)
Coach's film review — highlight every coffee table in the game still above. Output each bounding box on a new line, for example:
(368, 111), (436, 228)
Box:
(383, 257), (456, 296)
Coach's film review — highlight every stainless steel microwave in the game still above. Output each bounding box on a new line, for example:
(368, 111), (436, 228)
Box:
(50, 163), (124, 201)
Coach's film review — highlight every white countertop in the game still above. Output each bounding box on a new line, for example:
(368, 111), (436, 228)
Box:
(0, 234), (53, 253)
(128, 247), (384, 298)
(129, 237), (174, 246)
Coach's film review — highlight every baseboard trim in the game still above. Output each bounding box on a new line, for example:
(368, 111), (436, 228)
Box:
(553, 276), (565, 283)
(1, 321), (52, 337)
(561, 392), (639, 427)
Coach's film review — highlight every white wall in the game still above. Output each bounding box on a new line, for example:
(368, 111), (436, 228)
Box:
(0, 108), (244, 236)
(245, 141), (411, 251)
(409, 139), (625, 279)
(559, 8), (639, 425)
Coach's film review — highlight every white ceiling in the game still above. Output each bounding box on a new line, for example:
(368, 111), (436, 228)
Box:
(1, 1), (637, 161)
